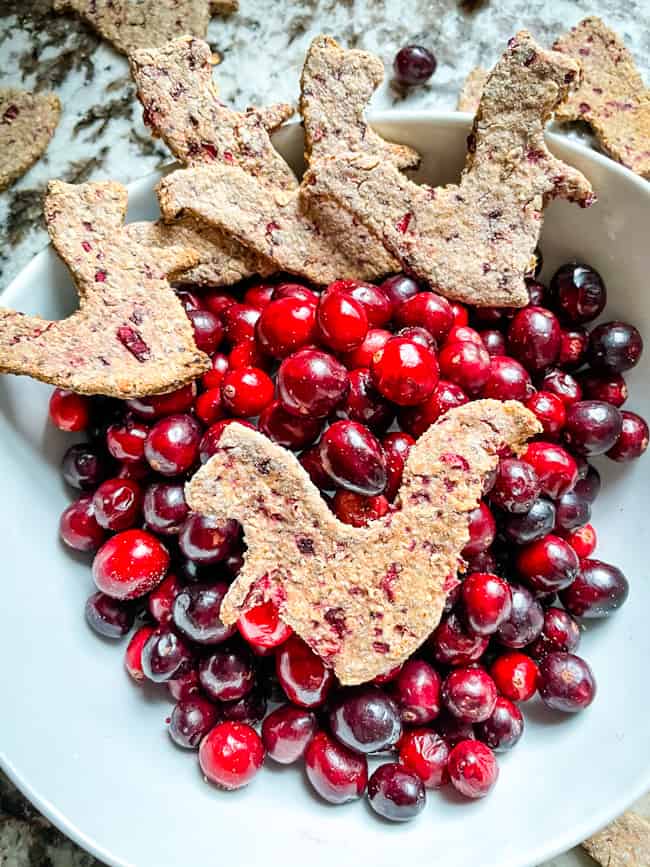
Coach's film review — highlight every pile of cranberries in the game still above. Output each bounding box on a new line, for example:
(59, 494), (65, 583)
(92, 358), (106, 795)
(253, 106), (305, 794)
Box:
(52, 259), (646, 821)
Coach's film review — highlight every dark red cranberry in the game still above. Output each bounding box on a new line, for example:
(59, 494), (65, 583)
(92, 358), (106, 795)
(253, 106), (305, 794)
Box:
(497, 583), (544, 648)
(167, 668), (200, 701)
(261, 705), (317, 763)
(59, 496), (106, 552)
(393, 44), (436, 85)
(84, 591), (134, 638)
(539, 368), (582, 407)
(397, 325), (437, 350)
(371, 336), (439, 406)
(447, 739), (498, 798)
(461, 572), (512, 636)
(141, 627), (192, 682)
(442, 667), (497, 723)
(126, 383), (196, 420)
(462, 503), (496, 558)
(573, 464), (601, 502)
(564, 400), (622, 456)
(299, 446), (332, 490)
(476, 697), (524, 751)
(223, 303), (260, 344)
(179, 514), (238, 564)
(607, 411), (649, 461)
(244, 282), (275, 309)
(429, 612), (489, 666)
(304, 730), (368, 803)
(581, 371), (628, 407)
(220, 367), (274, 417)
(480, 329), (507, 357)
(333, 490), (389, 526)
(220, 688), (267, 725)
(319, 420), (387, 495)
(143, 482), (188, 535)
(490, 459), (540, 514)
(439, 340), (490, 393)
(317, 289), (368, 353)
(238, 600), (292, 649)
(398, 729), (449, 788)
(328, 279), (394, 327)
(508, 307), (561, 372)
(480, 356), (532, 401)
(272, 282), (319, 305)
(382, 431), (415, 500)
(550, 263), (607, 323)
(538, 652), (596, 712)
(522, 441), (577, 498)
(392, 660), (441, 724)
(61, 443), (109, 490)
(194, 388), (223, 427)
(124, 625), (155, 682)
(379, 273), (420, 308)
(501, 498), (556, 545)
(373, 664), (403, 686)
(367, 763), (425, 822)
(276, 636), (334, 707)
(278, 348), (349, 418)
(202, 290), (236, 319)
(173, 582), (236, 645)
(560, 559), (629, 618)
(199, 721), (264, 789)
(199, 647), (254, 701)
(394, 291), (452, 341)
(464, 550), (498, 576)
(176, 289), (204, 313)
(559, 327), (589, 369)
(329, 687), (402, 753)
(434, 711), (475, 747)
(342, 328), (392, 369)
(255, 297), (316, 358)
(525, 391), (566, 438)
(199, 418), (256, 463)
(445, 325), (483, 348)
(169, 696), (219, 749)
(561, 522), (597, 558)
(92, 478), (141, 531)
(144, 414), (201, 476)
(588, 321), (643, 373)
(148, 572), (180, 623)
(398, 380), (468, 438)
(339, 368), (394, 432)
(554, 490), (591, 532)
(450, 302), (469, 326)
(490, 651), (538, 701)
(93, 529), (169, 600)
(526, 278), (548, 306)
(186, 308), (223, 354)
(529, 607), (581, 659)
(516, 534), (579, 593)
(106, 419), (148, 463)
(201, 353), (229, 390)
(49, 388), (90, 431)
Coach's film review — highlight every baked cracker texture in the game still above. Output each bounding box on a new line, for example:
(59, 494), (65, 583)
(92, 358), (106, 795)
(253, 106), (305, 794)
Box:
(457, 67), (489, 113)
(305, 31), (594, 308)
(582, 811), (650, 867)
(53, 0), (238, 56)
(0, 89), (61, 191)
(553, 17), (650, 179)
(0, 180), (209, 397)
(186, 399), (541, 685)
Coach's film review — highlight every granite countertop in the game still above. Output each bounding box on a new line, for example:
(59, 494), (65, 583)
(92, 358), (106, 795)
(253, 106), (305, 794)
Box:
(1, 1), (649, 864)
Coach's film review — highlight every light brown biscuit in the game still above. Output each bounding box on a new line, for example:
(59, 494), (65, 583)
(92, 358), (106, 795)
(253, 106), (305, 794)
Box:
(0, 89), (61, 191)
(582, 811), (650, 867)
(53, 0), (237, 56)
(0, 180), (209, 397)
(305, 31), (594, 308)
(186, 399), (541, 685)
(553, 17), (650, 179)
(457, 67), (489, 113)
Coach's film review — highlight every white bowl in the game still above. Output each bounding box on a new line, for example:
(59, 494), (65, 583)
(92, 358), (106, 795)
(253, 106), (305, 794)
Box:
(1, 113), (649, 867)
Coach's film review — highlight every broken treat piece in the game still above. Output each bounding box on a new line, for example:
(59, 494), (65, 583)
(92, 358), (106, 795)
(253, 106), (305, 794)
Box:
(553, 17), (650, 179)
(457, 67), (489, 113)
(305, 31), (594, 308)
(53, 0), (237, 56)
(582, 811), (650, 867)
(0, 180), (209, 397)
(186, 399), (541, 684)
(0, 89), (60, 191)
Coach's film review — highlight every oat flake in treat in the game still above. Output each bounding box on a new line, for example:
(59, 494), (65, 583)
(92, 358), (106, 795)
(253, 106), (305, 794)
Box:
(305, 31), (594, 308)
(582, 811), (650, 867)
(0, 180), (209, 397)
(457, 67), (489, 113)
(0, 89), (60, 191)
(186, 400), (541, 685)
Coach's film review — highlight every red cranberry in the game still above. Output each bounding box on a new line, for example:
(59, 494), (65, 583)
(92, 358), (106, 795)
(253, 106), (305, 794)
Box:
(276, 636), (334, 707)
(319, 420), (387, 495)
(442, 667), (497, 723)
(438, 340), (490, 393)
(278, 348), (349, 418)
(141, 627), (193, 682)
(124, 625), (155, 682)
(607, 411), (649, 461)
(550, 263), (607, 323)
(393, 44), (437, 85)
(106, 419), (148, 463)
(340, 368), (394, 432)
(563, 400), (622, 456)
(450, 302), (469, 326)
(490, 459), (540, 514)
(475, 697), (524, 751)
(242, 282), (274, 309)
(179, 514), (238, 564)
(464, 551), (498, 576)
(304, 730), (368, 804)
(394, 291), (453, 341)
(143, 482), (188, 535)
(525, 391), (566, 438)
(173, 582), (236, 645)
(554, 490), (591, 532)
(115, 458), (149, 481)
(560, 559), (629, 618)
(333, 490), (389, 526)
(522, 441), (577, 498)
(588, 321), (643, 373)
(167, 668), (200, 701)
(373, 664), (403, 686)
(462, 503), (496, 558)
(367, 763), (426, 822)
(202, 290), (235, 318)
(228, 339), (268, 371)
(148, 572), (180, 623)
(221, 689), (267, 725)
(169, 696), (219, 750)
(461, 572), (512, 636)
(538, 652), (596, 712)
(93, 529), (169, 600)
(502, 498), (556, 545)
(299, 446), (331, 490)
(199, 647), (254, 701)
(581, 371), (628, 408)
(328, 279), (393, 327)
(380, 273), (420, 307)
(92, 478), (141, 531)
(262, 705), (317, 763)
(399, 729), (449, 788)
(59, 496), (106, 552)
(392, 660), (441, 724)
(539, 369), (582, 407)
(49, 388), (90, 431)
(272, 282), (319, 304)
(429, 612), (489, 666)
(480, 329), (507, 357)
(194, 388), (223, 427)
(508, 307), (561, 372)
(126, 383), (196, 420)
(562, 522), (597, 558)
(316, 289), (368, 353)
(573, 464), (601, 502)
(447, 739), (498, 798)
(398, 380), (468, 438)
(529, 607), (581, 659)
(490, 651), (538, 702)
(445, 325), (483, 348)
(144, 414), (201, 476)
(371, 337), (439, 406)
(199, 721), (264, 789)
(382, 431), (415, 500)
(516, 534), (579, 593)
(559, 327), (589, 369)
(343, 327), (392, 369)
(238, 600), (292, 649)
(186, 308), (223, 354)
(61, 443), (109, 490)
(223, 303), (260, 344)
(480, 356), (532, 401)
(255, 297), (316, 358)
(497, 583), (544, 648)
(84, 591), (134, 638)
(220, 367), (274, 417)
(201, 353), (229, 390)
(199, 418), (256, 463)
(329, 687), (402, 753)
(397, 325), (437, 350)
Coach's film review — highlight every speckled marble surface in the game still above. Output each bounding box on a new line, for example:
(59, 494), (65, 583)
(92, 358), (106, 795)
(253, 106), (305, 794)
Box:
(1, 1), (649, 864)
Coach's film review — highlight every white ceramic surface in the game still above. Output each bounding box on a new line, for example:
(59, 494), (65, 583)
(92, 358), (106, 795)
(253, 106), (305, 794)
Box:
(0, 113), (649, 867)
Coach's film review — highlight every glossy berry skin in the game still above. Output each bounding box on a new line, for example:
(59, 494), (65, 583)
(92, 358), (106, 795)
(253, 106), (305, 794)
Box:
(525, 391), (566, 438)
(516, 534), (580, 593)
(244, 282), (274, 309)
(490, 652), (538, 702)
(371, 337), (439, 406)
(379, 273), (419, 308)
(497, 584), (544, 648)
(398, 325), (437, 350)
(59, 496), (106, 552)
(143, 482), (189, 535)
(124, 625), (155, 682)
(393, 44), (437, 86)
(144, 414), (201, 476)
(278, 348), (349, 418)
(49, 388), (90, 431)
(382, 431), (415, 501)
(276, 636), (334, 708)
(194, 388), (224, 427)
(475, 697), (524, 752)
(262, 705), (317, 764)
(106, 419), (148, 463)
(502, 498), (556, 545)
(581, 372), (628, 408)
(528, 607), (581, 660)
(442, 667), (498, 723)
(272, 282), (319, 305)
(395, 291), (453, 341)
(559, 327), (589, 369)
(392, 659), (441, 724)
(490, 459), (540, 514)
(461, 503), (496, 558)
(554, 490), (591, 532)
(92, 478), (142, 531)
(333, 491), (389, 527)
(199, 648), (255, 702)
(540, 369), (582, 407)
(126, 383), (196, 420)
(607, 411), (649, 461)
(398, 380), (468, 439)
(537, 652), (596, 713)
(92, 529), (169, 600)
(319, 420), (387, 495)
(560, 559), (629, 618)
(480, 329), (507, 357)
(447, 739), (499, 799)
(167, 668), (200, 701)
(173, 582), (236, 645)
(169, 697), (219, 749)
(199, 722), (264, 790)
(61, 443), (109, 490)
(563, 400), (622, 456)
(84, 591), (135, 638)
(220, 367), (274, 418)
(179, 514), (239, 564)
(522, 442), (578, 499)
(148, 572), (180, 624)
(429, 612), (489, 667)
(317, 290), (368, 353)
(304, 731), (368, 804)
(450, 302), (469, 327)
(573, 464), (601, 503)
(438, 340), (491, 393)
(299, 446), (332, 490)
(398, 729), (449, 788)
(445, 325), (483, 348)
(550, 263), (607, 323)
(587, 321), (643, 373)
(507, 307), (561, 372)
(367, 763), (426, 822)
(186, 308), (223, 355)
(202, 290), (235, 319)
(238, 600), (292, 649)
(221, 689), (268, 726)
(201, 353), (229, 390)
(340, 368), (394, 432)
(141, 628), (193, 683)
(228, 340), (267, 371)
(259, 399), (323, 450)
(329, 687), (402, 754)
(255, 297), (316, 358)
(562, 523), (597, 559)
(223, 303), (260, 344)
(343, 328), (392, 369)
(461, 573), (512, 636)
(328, 279), (394, 327)
(480, 356), (532, 401)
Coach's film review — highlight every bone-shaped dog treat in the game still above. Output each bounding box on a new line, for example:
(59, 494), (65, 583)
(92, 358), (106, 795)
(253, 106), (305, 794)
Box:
(0, 89), (61, 191)
(305, 31), (594, 308)
(553, 17), (650, 179)
(186, 400), (541, 684)
(582, 811), (650, 867)
(0, 180), (209, 397)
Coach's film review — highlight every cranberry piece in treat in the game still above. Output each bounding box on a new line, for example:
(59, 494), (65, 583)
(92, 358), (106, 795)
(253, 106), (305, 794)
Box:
(507, 306), (561, 372)
(92, 478), (142, 531)
(255, 297), (316, 358)
(490, 459), (540, 514)
(394, 291), (453, 341)
(587, 321), (643, 373)
(516, 534), (580, 593)
(480, 329), (507, 357)
(59, 496), (106, 552)
(490, 651), (538, 702)
(367, 763), (426, 822)
(525, 391), (566, 438)
(84, 591), (134, 638)
(371, 336), (439, 406)
(144, 414), (201, 476)
(276, 636), (334, 708)
(382, 431), (415, 501)
(201, 352), (229, 390)
(461, 572), (512, 636)
(262, 705), (317, 764)
(607, 411), (649, 461)
(343, 328), (392, 370)
(223, 303), (260, 344)
(399, 728), (449, 788)
(61, 443), (109, 490)
(442, 668), (498, 724)
(379, 273), (420, 308)
(141, 627), (193, 683)
(339, 368), (394, 433)
(173, 582), (236, 645)
(522, 441), (578, 499)
(199, 721), (264, 789)
(447, 740), (498, 799)
(392, 659), (441, 725)
(561, 522), (597, 559)
(49, 388), (90, 432)
(480, 356), (532, 401)
(316, 289), (368, 353)
(559, 327), (589, 369)
(497, 583), (544, 648)
(550, 263), (607, 323)
(328, 279), (394, 327)
(529, 607), (581, 660)
(329, 687), (402, 754)
(199, 647), (255, 701)
(476, 697), (524, 751)
(438, 340), (491, 393)
(278, 348), (349, 418)
(169, 696), (220, 749)
(93, 529), (169, 600)
(179, 514), (239, 564)
(560, 559), (629, 618)
(319, 420), (387, 496)
(333, 491), (389, 527)
(563, 400), (622, 456)
(537, 652), (596, 712)
(398, 380), (468, 439)
(143, 482), (188, 536)
(304, 731), (368, 804)
(126, 383), (196, 420)
(124, 625), (155, 682)
(393, 44), (437, 86)
(461, 503), (496, 558)
(238, 600), (292, 649)
(429, 612), (489, 666)
(106, 419), (148, 463)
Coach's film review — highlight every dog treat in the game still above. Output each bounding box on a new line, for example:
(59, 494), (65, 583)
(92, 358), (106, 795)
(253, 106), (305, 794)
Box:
(53, 0), (237, 56)
(457, 67), (489, 113)
(186, 399), (540, 684)
(305, 31), (594, 308)
(582, 811), (650, 867)
(0, 180), (209, 397)
(0, 89), (60, 191)
(553, 17), (650, 179)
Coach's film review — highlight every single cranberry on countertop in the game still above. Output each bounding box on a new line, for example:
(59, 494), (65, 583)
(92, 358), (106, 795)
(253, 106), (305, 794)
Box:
(59, 496), (107, 552)
(329, 687), (402, 754)
(262, 705), (317, 763)
(516, 534), (579, 593)
(304, 730), (368, 804)
(367, 763), (426, 822)
(399, 728), (449, 788)
(382, 431), (415, 501)
(475, 697), (524, 752)
(429, 612), (489, 667)
(529, 607), (581, 660)
(316, 288), (368, 353)
(480, 356), (532, 401)
(497, 583), (544, 648)
(537, 652), (596, 712)
(587, 321), (643, 373)
(49, 388), (90, 432)
(84, 591), (135, 638)
(93, 529), (169, 600)
(549, 263), (607, 323)
(276, 636), (334, 708)
(563, 400), (622, 456)
(333, 490), (389, 527)
(328, 279), (394, 327)
(461, 572), (512, 636)
(398, 380), (468, 438)
(319, 420), (387, 496)
(256, 297), (316, 358)
(507, 306), (561, 373)
(379, 273), (420, 308)
(441, 667), (498, 724)
(461, 503), (496, 558)
(560, 559), (629, 618)
(278, 347), (349, 418)
(525, 391), (566, 438)
(169, 696), (219, 749)
(490, 652), (538, 702)
(61, 443), (109, 490)
(173, 582), (237, 645)
(393, 44), (437, 86)
(522, 441), (578, 499)
(394, 291), (453, 341)
(339, 368), (394, 433)
(490, 459), (540, 514)
(141, 627), (193, 683)
(391, 659), (441, 725)
(371, 336), (439, 406)
(199, 721), (264, 789)
(447, 739), (498, 799)
(199, 647), (255, 701)
(124, 625), (155, 683)
(238, 600), (292, 649)
(607, 411), (649, 461)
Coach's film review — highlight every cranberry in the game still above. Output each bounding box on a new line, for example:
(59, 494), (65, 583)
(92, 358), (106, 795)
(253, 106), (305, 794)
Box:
(199, 721), (264, 789)
(391, 660), (441, 725)
(371, 337), (439, 406)
(254, 297), (315, 358)
(343, 328), (392, 369)
(429, 612), (489, 666)
(333, 490), (389, 526)
(93, 529), (169, 600)
(238, 600), (292, 649)
(588, 321), (643, 373)
(607, 411), (649, 461)
(476, 697), (524, 751)
(580, 373), (626, 410)
(59, 496), (106, 552)
(339, 368), (394, 432)
(464, 551), (498, 576)
(447, 739), (498, 799)
(202, 290), (236, 318)
(223, 303), (260, 344)
(201, 353), (229, 390)
(382, 431), (415, 500)
(367, 763), (425, 822)
(434, 711), (475, 746)
(229, 339), (269, 371)
(516, 534), (579, 593)
(438, 341), (490, 393)
(502, 498), (556, 545)
(445, 325), (483, 348)
(193, 388), (222, 427)
(106, 419), (148, 463)
(490, 651), (538, 701)
(84, 591), (134, 638)
(141, 627), (193, 682)
(329, 279), (394, 327)
(522, 441), (577, 499)
(573, 464), (601, 503)
(276, 636), (334, 707)
(490, 459), (540, 514)
(397, 325), (437, 350)
(563, 400), (622, 456)
(538, 652), (596, 712)
(179, 514), (238, 564)
(199, 647), (254, 701)
(319, 420), (387, 495)
(244, 282), (275, 309)
(186, 308), (223, 355)
(299, 446), (331, 490)
(304, 730), (368, 803)
(221, 367), (274, 417)
(508, 307), (561, 372)
(449, 302), (469, 326)
(316, 289), (368, 353)
(398, 729), (449, 788)
(562, 522), (597, 559)
(554, 490), (591, 532)
(262, 705), (316, 763)
(497, 583), (544, 648)
(525, 391), (566, 438)
(380, 273), (420, 307)
(480, 356), (532, 401)
(168, 668), (200, 701)
(373, 664), (403, 686)
(329, 687), (402, 753)
(524, 277), (547, 305)
(168, 696), (218, 749)
(550, 263), (607, 323)
(175, 289), (203, 313)
(461, 573), (512, 636)
(61, 443), (109, 490)
(173, 582), (236, 645)
(221, 689), (267, 725)
(126, 384), (196, 420)
(147, 572), (180, 624)
(529, 607), (581, 659)
(480, 329), (507, 357)
(272, 282), (319, 304)
(49, 388), (90, 432)
(559, 327), (589, 369)
(442, 667), (497, 723)
(560, 559), (629, 618)
(143, 482), (188, 535)
(124, 625), (155, 682)
(398, 380), (468, 438)
(394, 292), (452, 340)
(144, 414), (201, 477)
(462, 503), (496, 558)
(278, 348), (348, 418)
(91, 478), (141, 531)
